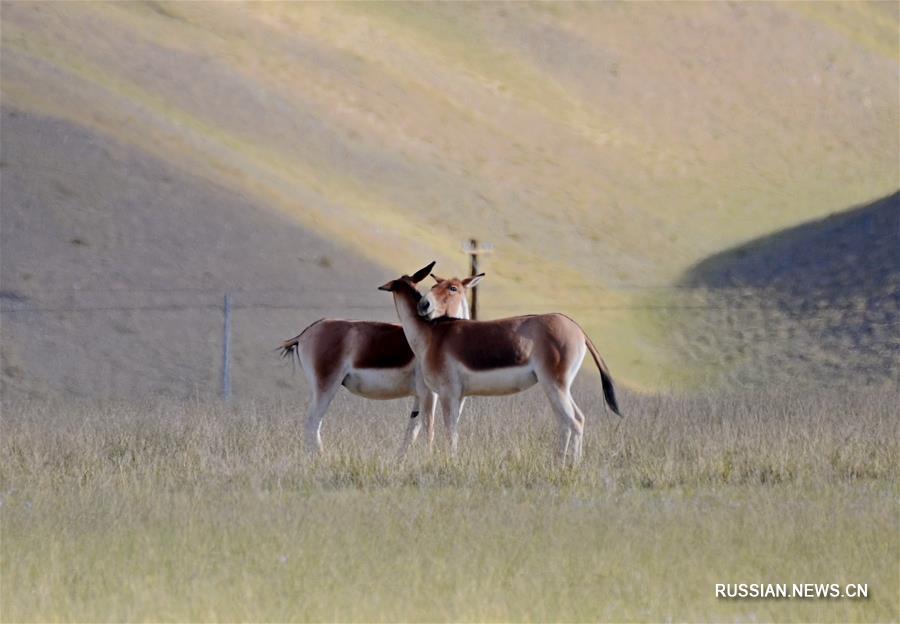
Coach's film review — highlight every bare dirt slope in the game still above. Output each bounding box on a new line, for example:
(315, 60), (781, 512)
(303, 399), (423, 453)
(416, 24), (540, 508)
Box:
(1, 108), (391, 401)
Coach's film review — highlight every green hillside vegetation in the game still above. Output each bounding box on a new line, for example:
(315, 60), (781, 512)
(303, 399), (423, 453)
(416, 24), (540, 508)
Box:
(2, 2), (897, 390)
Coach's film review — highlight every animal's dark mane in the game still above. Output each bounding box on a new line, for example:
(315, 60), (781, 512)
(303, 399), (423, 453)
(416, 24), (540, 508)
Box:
(430, 313), (541, 325)
(430, 315), (463, 324)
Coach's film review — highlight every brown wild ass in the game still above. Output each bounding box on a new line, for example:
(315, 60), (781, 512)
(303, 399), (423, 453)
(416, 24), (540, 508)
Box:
(280, 274), (482, 455)
(379, 262), (620, 464)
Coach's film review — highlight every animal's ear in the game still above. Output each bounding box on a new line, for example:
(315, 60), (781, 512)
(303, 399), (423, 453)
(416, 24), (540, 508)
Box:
(462, 273), (485, 289)
(430, 273), (446, 284)
(411, 261), (436, 283)
(378, 280), (396, 292)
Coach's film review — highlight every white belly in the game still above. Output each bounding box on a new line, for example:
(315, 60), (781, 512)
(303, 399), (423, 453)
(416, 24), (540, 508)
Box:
(342, 367), (415, 400)
(461, 365), (538, 396)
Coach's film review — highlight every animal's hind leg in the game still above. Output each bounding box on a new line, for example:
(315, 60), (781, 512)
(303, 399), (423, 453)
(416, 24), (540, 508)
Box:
(305, 376), (342, 455)
(570, 398), (587, 464)
(557, 424), (572, 464)
(540, 381), (582, 465)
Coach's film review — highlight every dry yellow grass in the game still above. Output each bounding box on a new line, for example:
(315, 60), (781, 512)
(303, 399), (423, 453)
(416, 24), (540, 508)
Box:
(2, 388), (897, 621)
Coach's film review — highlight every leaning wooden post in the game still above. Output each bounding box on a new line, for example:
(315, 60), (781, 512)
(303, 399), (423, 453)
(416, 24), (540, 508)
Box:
(463, 239), (493, 320)
(222, 293), (232, 400)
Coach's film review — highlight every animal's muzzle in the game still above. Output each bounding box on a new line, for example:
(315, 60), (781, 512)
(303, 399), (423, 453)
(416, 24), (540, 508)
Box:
(417, 300), (432, 316)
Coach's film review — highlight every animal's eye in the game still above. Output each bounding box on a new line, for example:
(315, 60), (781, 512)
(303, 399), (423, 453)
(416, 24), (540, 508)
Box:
(449, 286), (458, 292)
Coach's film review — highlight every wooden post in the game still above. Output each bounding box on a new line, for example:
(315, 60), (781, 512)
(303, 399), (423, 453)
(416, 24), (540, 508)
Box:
(468, 238), (480, 320)
(463, 239), (493, 320)
(222, 293), (232, 400)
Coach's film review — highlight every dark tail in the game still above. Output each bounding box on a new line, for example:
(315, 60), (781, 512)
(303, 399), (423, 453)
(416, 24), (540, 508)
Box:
(584, 335), (622, 417)
(278, 318), (325, 368)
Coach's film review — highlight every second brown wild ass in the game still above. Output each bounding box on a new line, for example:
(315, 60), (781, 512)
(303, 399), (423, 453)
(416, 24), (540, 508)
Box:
(379, 262), (620, 464)
(280, 274), (482, 455)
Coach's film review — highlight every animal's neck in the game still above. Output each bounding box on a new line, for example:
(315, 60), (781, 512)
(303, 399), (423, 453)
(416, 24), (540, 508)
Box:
(392, 288), (430, 356)
(456, 296), (470, 320)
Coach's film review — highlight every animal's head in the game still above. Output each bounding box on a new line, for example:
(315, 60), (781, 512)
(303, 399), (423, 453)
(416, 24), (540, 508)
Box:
(377, 261), (436, 302)
(377, 262), (484, 321)
(417, 272), (484, 320)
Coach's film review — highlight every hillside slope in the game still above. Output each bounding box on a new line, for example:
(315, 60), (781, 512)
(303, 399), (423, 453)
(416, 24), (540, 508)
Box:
(679, 192), (899, 387)
(1, 108), (390, 400)
(1, 1), (897, 392)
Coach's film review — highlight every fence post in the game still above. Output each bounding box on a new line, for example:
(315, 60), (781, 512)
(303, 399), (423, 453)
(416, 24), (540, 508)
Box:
(463, 239), (493, 320)
(222, 293), (232, 400)
(468, 238), (480, 320)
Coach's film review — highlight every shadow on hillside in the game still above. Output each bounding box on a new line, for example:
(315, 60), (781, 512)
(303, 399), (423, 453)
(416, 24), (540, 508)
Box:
(678, 192), (899, 387)
(683, 191), (899, 297)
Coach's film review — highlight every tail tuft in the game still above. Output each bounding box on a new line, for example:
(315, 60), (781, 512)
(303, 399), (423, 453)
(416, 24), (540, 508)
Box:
(278, 336), (300, 359)
(277, 319), (324, 371)
(600, 372), (621, 417)
(278, 335), (303, 372)
(584, 334), (623, 417)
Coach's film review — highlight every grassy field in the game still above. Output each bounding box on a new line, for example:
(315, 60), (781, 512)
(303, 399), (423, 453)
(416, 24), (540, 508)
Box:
(2, 5), (896, 621)
(2, 387), (897, 622)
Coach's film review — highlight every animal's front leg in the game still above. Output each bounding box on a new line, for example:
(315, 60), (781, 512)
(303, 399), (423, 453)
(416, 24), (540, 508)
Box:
(440, 393), (463, 456)
(423, 391), (438, 452)
(397, 395), (423, 460)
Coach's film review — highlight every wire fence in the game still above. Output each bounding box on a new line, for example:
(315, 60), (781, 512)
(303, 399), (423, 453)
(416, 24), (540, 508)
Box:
(1, 286), (897, 400)
(3, 287), (898, 314)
